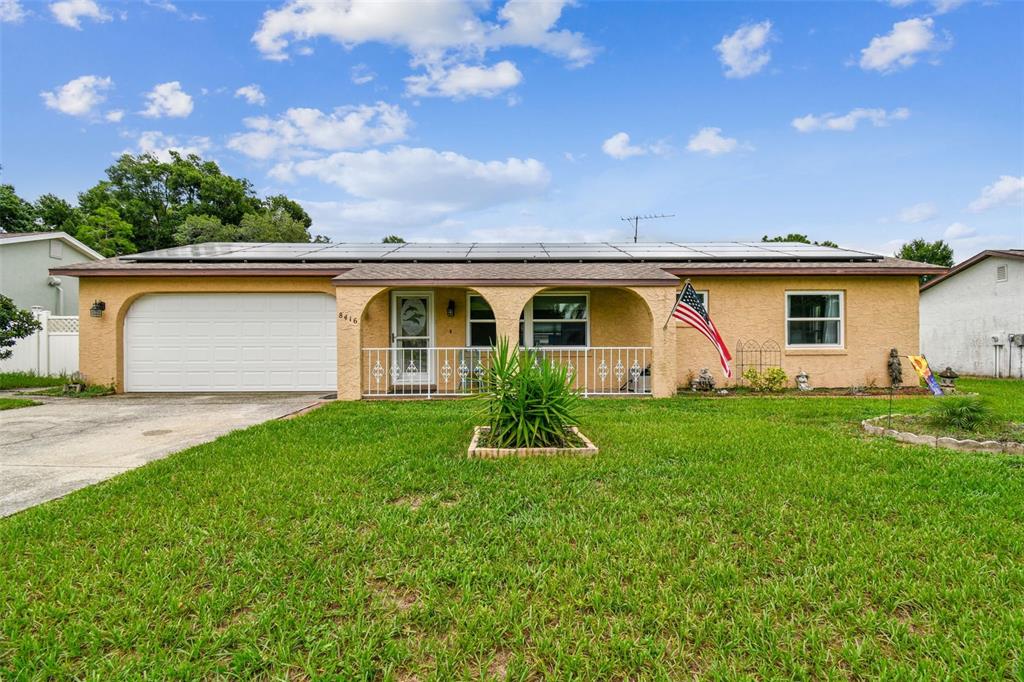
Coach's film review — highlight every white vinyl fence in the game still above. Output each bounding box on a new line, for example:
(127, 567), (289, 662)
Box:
(0, 307), (79, 376)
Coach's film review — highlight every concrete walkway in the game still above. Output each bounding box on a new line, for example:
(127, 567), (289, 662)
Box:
(0, 393), (326, 517)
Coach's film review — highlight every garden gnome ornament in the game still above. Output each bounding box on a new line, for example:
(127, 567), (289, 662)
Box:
(695, 368), (716, 391)
(887, 348), (903, 388)
(796, 370), (812, 391)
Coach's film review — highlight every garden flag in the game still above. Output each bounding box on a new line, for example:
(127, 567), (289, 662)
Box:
(671, 281), (733, 379)
(908, 355), (944, 396)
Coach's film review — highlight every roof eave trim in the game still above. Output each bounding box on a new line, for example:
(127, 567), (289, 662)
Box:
(664, 266), (946, 276)
(331, 278), (677, 287)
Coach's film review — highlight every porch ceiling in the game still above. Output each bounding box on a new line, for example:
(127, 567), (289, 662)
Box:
(330, 261), (680, 287)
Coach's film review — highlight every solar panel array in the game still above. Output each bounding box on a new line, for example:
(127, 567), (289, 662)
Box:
(128, 241), (881, 263)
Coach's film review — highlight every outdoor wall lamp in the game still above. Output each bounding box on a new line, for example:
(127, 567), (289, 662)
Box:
(447, 299), (456, 317)
(90, 300), (106, 317)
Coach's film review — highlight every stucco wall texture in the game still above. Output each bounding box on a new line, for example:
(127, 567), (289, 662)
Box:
(76, 274), (921, 395)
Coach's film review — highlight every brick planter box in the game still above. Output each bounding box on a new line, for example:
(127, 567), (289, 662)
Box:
(861, 415), (1024, 455)
(468, 426), (598, 459)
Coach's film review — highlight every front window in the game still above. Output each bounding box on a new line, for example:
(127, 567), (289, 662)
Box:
(526, 294), (588, 347)
(467, 293), (590, 347)
(786, 292), (843, 348)
(467, 295), (497, 347)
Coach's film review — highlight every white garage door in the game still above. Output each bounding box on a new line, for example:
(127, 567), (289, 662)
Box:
(124, 293), (336, 392)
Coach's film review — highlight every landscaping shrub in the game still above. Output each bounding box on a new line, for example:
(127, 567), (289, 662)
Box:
(927, 394), (993, 432)
(477, 337), (581, 448)
(742, 366), (788, 392)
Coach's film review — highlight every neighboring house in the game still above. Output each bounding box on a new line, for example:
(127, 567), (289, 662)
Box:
(0, 231), (104, 315)
(919, 249), (1024, 378)
(51, 241), (944, 397)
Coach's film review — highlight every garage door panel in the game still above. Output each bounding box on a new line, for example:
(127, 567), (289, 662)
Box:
(125, 293), (336, 392)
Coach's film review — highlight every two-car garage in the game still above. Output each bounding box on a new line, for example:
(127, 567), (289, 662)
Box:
(123, 293), (337, 392)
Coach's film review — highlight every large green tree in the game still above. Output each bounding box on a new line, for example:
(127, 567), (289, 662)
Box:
(238, 209), (311, 242)
(75, 206), (136, 257)
(0, 184), (36, 233)
(33, 194), (79, 233)
(895, 238), (954, 283)
(77, 152), (265, 252)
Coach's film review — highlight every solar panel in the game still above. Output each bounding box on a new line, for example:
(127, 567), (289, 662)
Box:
(125, 241), (880, 263)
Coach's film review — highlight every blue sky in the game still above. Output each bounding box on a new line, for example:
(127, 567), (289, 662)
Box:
(1, 0), (1022, 260)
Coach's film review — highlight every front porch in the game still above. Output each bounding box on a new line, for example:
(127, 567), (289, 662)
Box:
(336, 283), (680, 400)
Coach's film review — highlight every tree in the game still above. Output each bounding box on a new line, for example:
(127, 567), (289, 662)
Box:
(75, 206), (136, 257)
(78, 152), (264, 252)
(264, 194), (312, 228)
(762, 233), (839, 248)
(237, 209), (311, 242)
(34, 194), (79, 233)
(895, 238), (954, 283)
(0, 294), (41, 360)
(382, 235), (405, 243)
(0, 183), (36, 232)
(173, 214), (239, 245)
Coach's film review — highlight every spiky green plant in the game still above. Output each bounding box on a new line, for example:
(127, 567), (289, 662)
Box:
(926, 394), (993, 432)
(476, 337), (582, 448)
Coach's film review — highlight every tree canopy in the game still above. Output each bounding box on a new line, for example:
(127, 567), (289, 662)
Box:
(895, 238), (954, 283)
(762, 233), (839, 248)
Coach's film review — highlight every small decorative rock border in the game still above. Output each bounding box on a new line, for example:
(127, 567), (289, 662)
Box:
(861, 415), (1024, 454)
(468, 426), (598, 459)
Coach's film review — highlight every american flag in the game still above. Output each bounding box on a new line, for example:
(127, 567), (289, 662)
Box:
(672, 281), (733, 378)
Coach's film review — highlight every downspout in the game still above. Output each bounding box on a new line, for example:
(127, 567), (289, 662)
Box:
(47, 276), (63, 315)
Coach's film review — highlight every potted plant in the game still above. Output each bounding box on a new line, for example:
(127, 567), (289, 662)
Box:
(468, 338), (597, 458)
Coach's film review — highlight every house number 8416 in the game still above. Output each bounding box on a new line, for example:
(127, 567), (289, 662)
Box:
(338, 312), (359, 323)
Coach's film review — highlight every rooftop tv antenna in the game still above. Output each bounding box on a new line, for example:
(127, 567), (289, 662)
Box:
(621, 214), (674, 243)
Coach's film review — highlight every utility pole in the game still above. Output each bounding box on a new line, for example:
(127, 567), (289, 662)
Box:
(621, 214), (674, 243)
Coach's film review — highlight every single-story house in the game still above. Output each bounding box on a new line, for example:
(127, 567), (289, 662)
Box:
(50, 241), (944, 398)
(920, 249), (1024, 378)
(0, 231), (103, 315)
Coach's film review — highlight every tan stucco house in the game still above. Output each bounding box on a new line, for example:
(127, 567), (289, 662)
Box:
(50, 241), (944, 398)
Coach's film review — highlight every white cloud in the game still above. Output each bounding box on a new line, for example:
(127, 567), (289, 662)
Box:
(968, 175), (1024, 212)
(1, 0), (27, 23)
(715, 20), (774, 79)
(859, 17), (948, 73)
(791, 107), (910, 132)
(144, 0), (203, 20)
(887, 0), (967, 13)
(897, 202), (938, 223)
(141, 81), (194, 118)
(49, 0), (110, 28)
(227, 102), (411, 160)
(351, 64), (376, 85)
(251, 0), (593, 100)
(104, 109), (124, 122)
(127, 131), (212, 162)
(272, 146), (550, 227)
(234, 84), (267, 106)
(405, 61), (523, 99)
(686, 127), (745, 156)
(40, 75), (113, 117)
(601, 132), (650, 160)
(943, 222), (976, 239)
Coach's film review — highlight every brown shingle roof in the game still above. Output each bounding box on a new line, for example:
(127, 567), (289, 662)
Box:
(331, 261), (680, 286)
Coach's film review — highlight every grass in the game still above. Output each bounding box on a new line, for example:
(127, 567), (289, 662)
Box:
(0, 371), (66, 390)
(0, 397), (39, 411)
(1, 378), (1022, 679)
(30, 384), (115, 398)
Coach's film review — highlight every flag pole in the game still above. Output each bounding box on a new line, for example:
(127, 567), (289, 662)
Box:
(663, 279), (688, 329)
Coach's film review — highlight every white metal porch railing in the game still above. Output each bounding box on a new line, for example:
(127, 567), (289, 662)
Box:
(362, 346), (652, 398)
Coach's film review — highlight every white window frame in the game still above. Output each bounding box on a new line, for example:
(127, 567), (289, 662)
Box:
(785, 290), (844, 349)
(465, 293), (497, 348)
(523, 292), (590, 348)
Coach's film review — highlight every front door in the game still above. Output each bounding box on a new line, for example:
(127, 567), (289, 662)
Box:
(391, 292), (433, 385)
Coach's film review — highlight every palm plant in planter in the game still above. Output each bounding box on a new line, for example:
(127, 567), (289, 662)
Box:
(474, 337), (585, 450)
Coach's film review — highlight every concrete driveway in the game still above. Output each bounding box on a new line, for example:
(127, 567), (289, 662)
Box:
(1, 393), (327, 517)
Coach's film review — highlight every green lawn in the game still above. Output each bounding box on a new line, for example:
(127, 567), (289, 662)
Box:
(0, 371), (66, 390)
(2, 378), (1022, 679)
(0, 397), (39, 411)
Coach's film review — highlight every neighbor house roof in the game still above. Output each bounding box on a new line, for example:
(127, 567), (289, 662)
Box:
(919, 249), (1024, 292)
(50, 240), (947, 279)
(0, 231), (104, 260)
